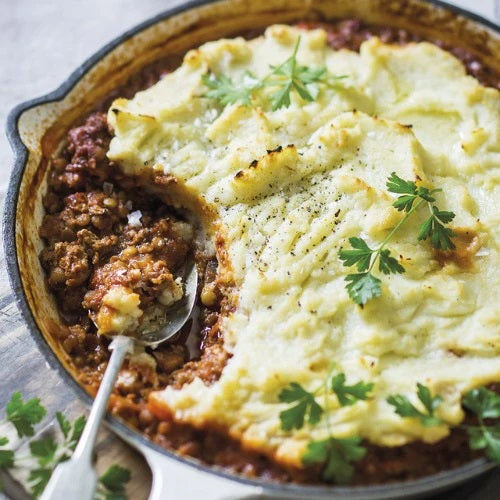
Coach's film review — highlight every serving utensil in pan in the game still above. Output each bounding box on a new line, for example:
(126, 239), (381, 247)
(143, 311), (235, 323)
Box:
(4, 0), (499, 498)
(40, 264), (198, 500)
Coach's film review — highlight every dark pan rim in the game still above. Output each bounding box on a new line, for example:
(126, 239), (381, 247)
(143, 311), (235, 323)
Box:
(3, 0), (498, 496)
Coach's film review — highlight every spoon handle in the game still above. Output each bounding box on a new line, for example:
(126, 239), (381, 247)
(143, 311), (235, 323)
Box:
(41, 336), (133, 500)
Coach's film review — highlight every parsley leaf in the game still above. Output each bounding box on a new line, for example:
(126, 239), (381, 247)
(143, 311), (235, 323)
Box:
(417, 383), (443, 416)
(378, 249), (405, 275)
(265, 37), (327, 110)
(55, 412), (71, 438)
(28, 468), (52, 498)
(29, 436), (58, 467)
(387, 383), (443, 427)
(0, 449), (14, 469)
(465, 424), (500, 462)
(344, 272), (381, 306)
(203, 37), (345, 110)
(339, 237), (374, 271)
(302, 436), (366, 484)
(461, 387), (500, 463)
(481, 425), (500, 462)
(6, 392), (46, 438)
(386, 172), (417, 195)
(97, 464), (132, 500)
(202, 71), (261, 106)
(392, 194), (418, 212)
(418, 206), (456, 250)
(330, 373), (374, 407)
(67, 415), (86, 451)
(264, 37), (318, 111)
(386, 172), (456, 250)
(340, 236), (403, 305)
(279, 382), (323, 430)
(463, 387), (500, 419)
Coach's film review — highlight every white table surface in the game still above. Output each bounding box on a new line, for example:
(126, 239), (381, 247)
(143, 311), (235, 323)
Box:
(0, 1), (498, 499)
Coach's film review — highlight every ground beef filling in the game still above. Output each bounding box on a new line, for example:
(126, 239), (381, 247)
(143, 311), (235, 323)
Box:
(39, 18), (496, 486)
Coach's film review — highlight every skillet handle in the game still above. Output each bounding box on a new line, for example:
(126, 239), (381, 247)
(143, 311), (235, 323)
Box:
(142, 447), (263, 500)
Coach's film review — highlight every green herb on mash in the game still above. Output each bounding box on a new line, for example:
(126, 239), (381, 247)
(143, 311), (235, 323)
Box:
(203, 37), (346, 110)
(264, 37), (327, 110)
(387, 172), (456, 250)
(279, 382), (324, 430)
(302, 436), (366, 484)
(279, 369), (372, 482)
(340, 238), (403, 305)
(202, 71), (261, 106)
(462, 387), (500, 462)
(387, 385), (500, 464)
(330, 373), (374, 407)
(387, 383), (444, 427)
(340, 173), (456, 305)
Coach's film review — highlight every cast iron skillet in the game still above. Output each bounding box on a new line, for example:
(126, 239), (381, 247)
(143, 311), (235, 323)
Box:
(4, 0), (500, 498)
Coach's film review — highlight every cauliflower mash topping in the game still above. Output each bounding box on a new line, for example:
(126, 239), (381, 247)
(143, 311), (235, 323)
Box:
(107, 25), (500, 467)
(96, 285), (143, 335)
(94, 277), (184, 336)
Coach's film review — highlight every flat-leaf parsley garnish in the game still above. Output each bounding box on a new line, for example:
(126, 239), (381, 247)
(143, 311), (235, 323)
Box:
(278, 367), (373, 483)
(339, 172), (456, 305)
(462, 387), (500, 462)
(387, 384), (500, 464)
(264, 37), (325, 110)
(302, 436), (366, 484)
(5, 391), (46, 438)
(202, 37), (347, 110)
(330, 373), (374, 407)
(278, 382), (323, 430)
(97, 464), (132, 500)
(0, 392), (131, 498)
(201, 71), (261, 106)
(387, 383), (444, 427)
(386, 172), (456, 250)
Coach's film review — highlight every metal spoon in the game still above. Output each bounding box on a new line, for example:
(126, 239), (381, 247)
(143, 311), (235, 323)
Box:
(40, 263), (198, 500)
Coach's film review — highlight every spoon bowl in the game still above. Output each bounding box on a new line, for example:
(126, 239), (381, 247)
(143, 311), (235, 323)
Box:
(136, 262), (199, 347)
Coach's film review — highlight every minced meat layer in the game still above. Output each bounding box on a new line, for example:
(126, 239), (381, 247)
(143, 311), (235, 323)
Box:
(39, 18), (496, 485)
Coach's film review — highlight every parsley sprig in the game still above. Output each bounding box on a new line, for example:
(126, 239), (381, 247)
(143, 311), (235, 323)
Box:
(202, 37), (347, 110)
(0, 392), (47, 483)
(330, 373), (374, 407)
(97, 464), (132, 500)
(340, 173), (456, 305)
(302, 436), (366, 484)
(5, 392), (46, 438)
(0, 392), (131, 498)
(387, 384), (500, 463)
(387, 383), (444, 427)
(462, 387), (500, 462)
(264, 37), (325, 111)
(279, 382), (323, 431)
(202, 71), (261, 107)
(278, 367), (372, 483)
(386, 172), (456, 250)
